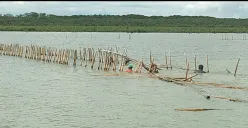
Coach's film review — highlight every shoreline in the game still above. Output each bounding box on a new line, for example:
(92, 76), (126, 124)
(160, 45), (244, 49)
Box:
(0, 26), (248, 33)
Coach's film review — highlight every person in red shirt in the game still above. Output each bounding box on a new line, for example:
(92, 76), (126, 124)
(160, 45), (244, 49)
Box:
(126, 64), (133, 73)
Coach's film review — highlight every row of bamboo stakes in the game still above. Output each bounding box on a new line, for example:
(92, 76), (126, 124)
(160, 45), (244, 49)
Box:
(0, 43), (240, 77)
(221, 34), (247, 40)
(0, 43), (146, 73)
(183, 53), (239, 77)
(0, 43), (241, 77)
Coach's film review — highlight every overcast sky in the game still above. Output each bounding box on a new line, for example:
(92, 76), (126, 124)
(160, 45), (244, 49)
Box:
(1, 1), (248, 18)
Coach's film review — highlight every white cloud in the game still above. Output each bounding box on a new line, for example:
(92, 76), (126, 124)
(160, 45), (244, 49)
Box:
(0, 1), (248, 18)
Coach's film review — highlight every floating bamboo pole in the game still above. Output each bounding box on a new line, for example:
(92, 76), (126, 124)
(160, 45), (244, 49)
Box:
(174, 108), (230, 112)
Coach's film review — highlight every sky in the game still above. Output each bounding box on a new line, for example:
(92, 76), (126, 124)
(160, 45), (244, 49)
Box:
(0, 1), (248, 18)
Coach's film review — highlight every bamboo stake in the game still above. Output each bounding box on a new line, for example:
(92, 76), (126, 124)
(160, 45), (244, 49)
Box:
(88, 48), (90, 62)
(60, 49), (64, 64)
(165, 51), (168, 69)
(84, 48), (88, 67)
(119, 50), (124, 72)
(104, 51), (107, 71)
(206, 55), (209, 73)
(106, 51), (110, 71)
(120, 49), (126, 71)
(63, 49), (67, 64)
(39, 47), (41, 60)
(21, 46), (24, 57)
(59, 49), (63, 64)
(184, 53), (187, 68)
(91, 50), (96, 69)
(49, 48), (52, 62)
(79, 48), (82, 60)
(66, 49), (70, 65)
(169, 51), (172, 70)
(83, 48), (86, 61)
(32, 45), (35, 60)
(98, 49), (101, 70)
(100, 51), (103, 70)
(64, 49), (67, 64)
(149, 51), (152, 72)
(12, 44), (15, 56)
(10, 44), (12, 56)
(185, 63), (189, 80)
(113, 52), (117, 71)
(3, 44), (5, 55)
(116, 47), (119, 64)
(56, 49), (60, 63)
(28, 46), (30, 59)
(73, 49), (77, 66)
(194, 54), (196, 71)
(0, 44), (2, 55)
(80, 48), (84, 66)
(5, 44), (8, 56)
(234, 58), (240, 77)
(53, 49), (57, 63)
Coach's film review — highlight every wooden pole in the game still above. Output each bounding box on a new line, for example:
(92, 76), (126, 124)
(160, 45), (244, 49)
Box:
(185, 63), (189, 80)
(91, 49), (95, 69)
(207, 55), (209, 73)
(194, 54), (196, 71)
(234, 58), (240, 77)
(80, 48), (84, 66)
(73, 49), (77, 66)
(85, 48), (88, 67)
(98, 49), (101, 70)
(169, 51), (172, 70)
(184, 53), (187, 68)
(100, 51), (103, 70)
(149, 51), (152, 72)
(165, 51), (168, 69)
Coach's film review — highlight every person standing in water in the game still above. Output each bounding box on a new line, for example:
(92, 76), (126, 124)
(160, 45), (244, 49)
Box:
(141, 61), (159, 73)
(125, 62), (159, 73)
(194, 64), (207, 73)
(126, 64), (133, 73)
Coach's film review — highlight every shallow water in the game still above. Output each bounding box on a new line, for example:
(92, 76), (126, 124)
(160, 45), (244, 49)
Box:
(0, 32), (248, 128)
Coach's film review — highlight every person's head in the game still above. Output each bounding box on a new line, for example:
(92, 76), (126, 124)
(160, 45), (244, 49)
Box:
(198, 64), (204, 71)
(206, 94), (211, 100)
(128, 64), (133, 70)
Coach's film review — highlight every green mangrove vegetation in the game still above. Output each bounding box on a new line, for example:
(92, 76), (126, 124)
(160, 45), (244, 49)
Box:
(0, 12), (248, 33)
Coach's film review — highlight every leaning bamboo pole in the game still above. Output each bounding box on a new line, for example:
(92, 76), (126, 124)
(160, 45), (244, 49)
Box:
(234, 58), (240, 77)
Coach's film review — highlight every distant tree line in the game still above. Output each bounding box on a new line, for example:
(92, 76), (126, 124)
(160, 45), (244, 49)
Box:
(0, 12), (248, 27)
(0, 12), (248, 33)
